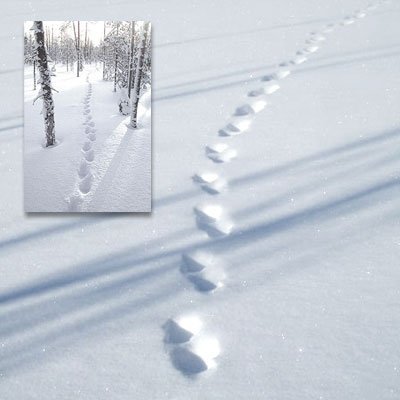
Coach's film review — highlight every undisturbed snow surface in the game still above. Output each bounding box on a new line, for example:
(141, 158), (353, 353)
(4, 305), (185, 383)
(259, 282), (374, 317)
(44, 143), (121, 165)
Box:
(1, 0), (400, 399)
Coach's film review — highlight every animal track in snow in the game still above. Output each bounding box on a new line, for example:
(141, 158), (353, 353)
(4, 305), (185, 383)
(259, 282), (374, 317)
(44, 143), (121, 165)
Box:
(304, 44), (319, 54)
(194, 203), (224, 222)
(275, 69), (290, 80)
(307, 32), (326, 42)
(66, 73), (96, 211)
(354, 10), (367, 18)
(234, 98), (268, 116)
(78, 159), (90, 178)
(84, 149), (95, 162)
(341, 16), (356, 25)
(66, 193), (84, 212)
(82, 141), (92, 152)
(193, 172), (227, 194)
(193, 172), (219, 185)
(163, 315), (203, 344)
(276, 61), (292, 78)
(218, 117), (252, 136)
(181, 251), (225, 292)
(170, 335), (220, 375)
(206, 143), (237, 163)
(194, 203), (233, 238)
(197, 218), (233, 238)
(261, 81), (281, 94)
(85, 125), (96, 132)
(259, 75), (282, 94)
(181, 251), (218, 273)
(79, 172), (93, 194)
(291, 54), (307, 65)
(163, 315), (220, 375)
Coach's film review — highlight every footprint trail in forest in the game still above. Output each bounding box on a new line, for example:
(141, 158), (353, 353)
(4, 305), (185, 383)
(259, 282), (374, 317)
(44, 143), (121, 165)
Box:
(66, 74), (97, 211)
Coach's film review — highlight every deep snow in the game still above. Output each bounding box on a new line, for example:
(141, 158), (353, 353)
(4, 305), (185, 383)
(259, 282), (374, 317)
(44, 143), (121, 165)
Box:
(1, 0), (400, 399)
(24, 63), (151, 212)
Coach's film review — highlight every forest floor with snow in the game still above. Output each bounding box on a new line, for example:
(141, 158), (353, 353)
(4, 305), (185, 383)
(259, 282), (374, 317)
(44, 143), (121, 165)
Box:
(24, 65), (151, 212)
(1, 0), (400, 399)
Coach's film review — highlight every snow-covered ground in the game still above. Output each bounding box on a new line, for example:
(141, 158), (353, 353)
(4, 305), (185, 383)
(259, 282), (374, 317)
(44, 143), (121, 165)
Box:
(24, 64), (151, 212)
(1, 0), (400, 399)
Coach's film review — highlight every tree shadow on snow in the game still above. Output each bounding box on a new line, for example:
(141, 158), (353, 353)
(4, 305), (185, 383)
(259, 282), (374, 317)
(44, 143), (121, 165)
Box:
(0, 127), (399, 375)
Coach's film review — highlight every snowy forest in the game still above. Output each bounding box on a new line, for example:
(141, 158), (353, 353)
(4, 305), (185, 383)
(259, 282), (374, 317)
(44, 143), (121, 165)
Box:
(24, 21), (152, 212)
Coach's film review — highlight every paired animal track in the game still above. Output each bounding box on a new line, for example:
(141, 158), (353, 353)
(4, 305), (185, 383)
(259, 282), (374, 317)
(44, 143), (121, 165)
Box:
(205, 143), (237, 163)
(181, 251), (225, 292)
(192, 171), (227, 194)
(66, 74), (97, 211)
(194, 203), (234, 238)
(163, 315), (220, 375)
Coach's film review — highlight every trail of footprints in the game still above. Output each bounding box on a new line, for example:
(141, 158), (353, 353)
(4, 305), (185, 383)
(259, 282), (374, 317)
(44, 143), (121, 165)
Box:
(67, 74), (97, 211)
(165, 1), (386, 375)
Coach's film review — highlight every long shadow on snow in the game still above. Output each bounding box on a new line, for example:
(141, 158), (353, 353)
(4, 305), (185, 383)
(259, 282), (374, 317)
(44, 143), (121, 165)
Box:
(154, 16), (338, 49)
(153, 7), (400, 49)
(155, 127), (400, 209)
(1, 125), (399, 372)
(234, 149), (400, 224)
(0, 213), (144, 252)
(154, 44), (400, 102)
(0, 170), (398, 375)
(0, 261), (180, 373)
(1, 176), (397, 315)
(4, 130), (397, 307)
(231, 128), (400, 187)
(156, 43), (400, 93)
(86, 125), (139, 210)
(1, 128), (398, 253)
(0, 176), (397, 374)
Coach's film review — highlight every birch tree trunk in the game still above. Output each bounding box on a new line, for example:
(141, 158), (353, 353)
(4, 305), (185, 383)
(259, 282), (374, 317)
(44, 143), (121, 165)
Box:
(78, 21), (81, 74)
(72, 21), (81, 77)
(102, 22), (106, 80)
(129, 22), (149, 129)
(113, 24), (119, 92)
(33, 60), (36, 90)
(127, 21), (135, 99)
(33, 21), (56, 147)
(84, 22), (88, 62)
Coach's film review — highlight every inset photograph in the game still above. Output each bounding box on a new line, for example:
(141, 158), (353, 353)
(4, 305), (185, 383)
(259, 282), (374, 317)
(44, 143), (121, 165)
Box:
(24, 21), (151, 212)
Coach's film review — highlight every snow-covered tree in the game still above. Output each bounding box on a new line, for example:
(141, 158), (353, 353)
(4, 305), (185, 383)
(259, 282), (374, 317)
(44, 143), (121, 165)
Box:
(141, 24), (152, 91)
(32, 21), (56, 147)
(127, 21), (136, 99)
(72, 21), (83, 77)
(129, 22), (151, 128)
(59, 24), (76, 72)
(102, 22), (134, 114)
(24, 33), (37, 90)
